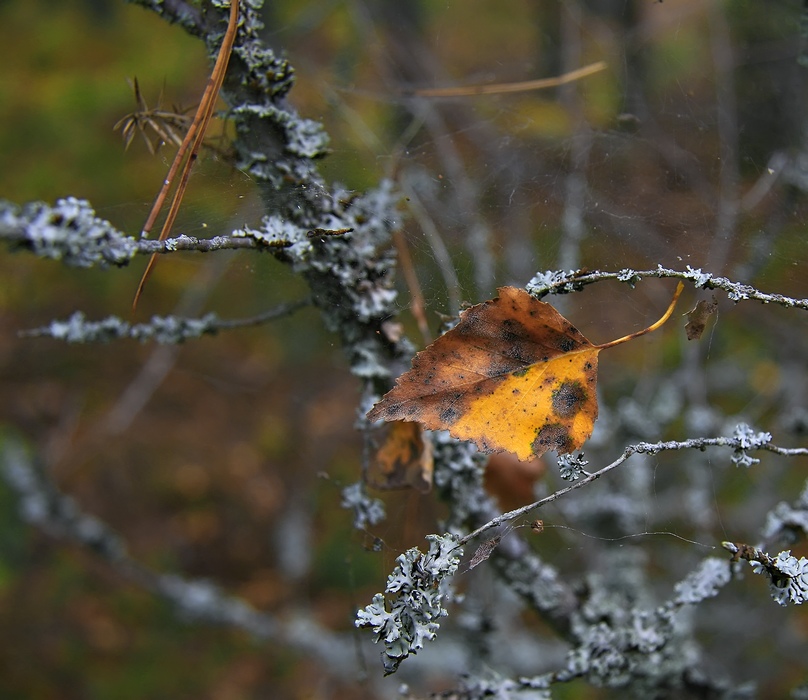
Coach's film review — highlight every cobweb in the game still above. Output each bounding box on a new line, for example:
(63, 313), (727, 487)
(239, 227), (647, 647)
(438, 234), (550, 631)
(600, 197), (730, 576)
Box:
(266, 1), (808, 693)
(91, 0), (808, 693)
(3, 1), (808, 697)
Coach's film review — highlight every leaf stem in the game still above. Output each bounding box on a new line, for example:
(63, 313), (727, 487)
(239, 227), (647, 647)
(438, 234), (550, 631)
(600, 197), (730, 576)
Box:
(595, 281), (684, 350)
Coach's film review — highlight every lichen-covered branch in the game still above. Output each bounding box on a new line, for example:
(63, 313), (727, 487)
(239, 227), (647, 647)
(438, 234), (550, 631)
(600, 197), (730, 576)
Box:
(722, 542), (808, 606)
(0, 197), (139, 267)
(20, 299), (308, 344)
(527, 265), (808, 310)
(0, 197), (360, 266)
(459, 424), (804, 547)
(123, 0), (411, 395)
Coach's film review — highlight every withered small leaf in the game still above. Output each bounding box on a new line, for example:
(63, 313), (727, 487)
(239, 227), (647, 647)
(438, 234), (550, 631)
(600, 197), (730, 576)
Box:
(684, 297), (717, 340)
(468, 536), (502, 569)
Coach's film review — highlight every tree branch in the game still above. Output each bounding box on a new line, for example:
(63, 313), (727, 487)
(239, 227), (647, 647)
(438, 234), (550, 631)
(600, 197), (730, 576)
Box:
(527, 265), (808, 310)
(19, 299), (309, 344)
(459, 425), (805, 547)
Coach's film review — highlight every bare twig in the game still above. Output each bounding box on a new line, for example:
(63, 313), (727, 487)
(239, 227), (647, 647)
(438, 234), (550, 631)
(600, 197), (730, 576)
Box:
(407, 61), (607, 98)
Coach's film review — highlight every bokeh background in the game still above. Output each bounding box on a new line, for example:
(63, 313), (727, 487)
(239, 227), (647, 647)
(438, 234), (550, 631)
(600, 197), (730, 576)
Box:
(1, 0), (808, 697)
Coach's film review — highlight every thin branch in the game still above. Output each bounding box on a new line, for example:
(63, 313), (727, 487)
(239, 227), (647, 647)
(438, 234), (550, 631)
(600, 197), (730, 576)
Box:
(20, 299), (310, 344)
(458, 433), (807, 547)
(407, 60), (607, 98)
(527, 266), (808, 310)
(215, 299), (312, 329)
(137, 231), (295, 254)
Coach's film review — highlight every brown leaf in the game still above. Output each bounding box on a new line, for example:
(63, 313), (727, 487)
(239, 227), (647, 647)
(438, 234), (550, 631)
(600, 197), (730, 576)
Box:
(367, 287), (600, 460)
(684, 297), (718, 340)
(368, 284), (683, 461)
(484, 452), (546, 511)
(367, 421), (433, 493)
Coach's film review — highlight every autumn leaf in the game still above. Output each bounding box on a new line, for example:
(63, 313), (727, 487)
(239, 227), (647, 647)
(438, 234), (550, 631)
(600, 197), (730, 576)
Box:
(367, 283), (684, 461)
(367, 421), (433, 493)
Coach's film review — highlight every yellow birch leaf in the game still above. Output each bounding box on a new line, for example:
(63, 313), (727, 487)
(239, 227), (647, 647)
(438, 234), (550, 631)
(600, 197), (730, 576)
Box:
(367, 283), (683, 461)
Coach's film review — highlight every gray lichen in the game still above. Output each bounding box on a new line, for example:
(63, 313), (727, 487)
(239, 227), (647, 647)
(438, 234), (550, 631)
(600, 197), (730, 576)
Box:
(730, 422), (772, 468)
(761, 481), (808, 545)
(355, 533), (462, 675)
(672, 557), (733, 606)
(750, 551), (808, 606)
(341, 482), (386, 530)
(557, 452), (590, 481)
(22, 311), (220, 344)
(0, 197), (138, 267)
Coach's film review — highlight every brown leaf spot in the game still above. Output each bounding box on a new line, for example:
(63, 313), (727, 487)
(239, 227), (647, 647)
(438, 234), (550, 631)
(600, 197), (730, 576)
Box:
(478, 437), (496, 453)
(375, 402), (402, 419)
(551, 380), (587, 419)
(532, 423), (573, 455)
(487, 359), (523, 377)
(439, 404), (462, 425)
(499, 317), (529, 341)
